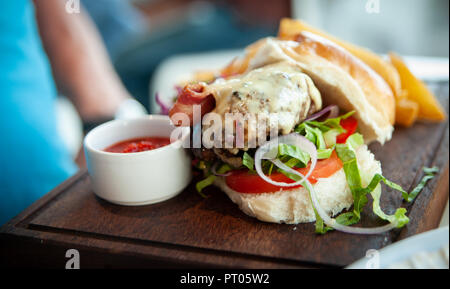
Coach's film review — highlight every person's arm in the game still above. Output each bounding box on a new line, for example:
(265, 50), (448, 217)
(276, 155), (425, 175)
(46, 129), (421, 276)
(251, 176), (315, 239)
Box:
(33, 0), (132, 121)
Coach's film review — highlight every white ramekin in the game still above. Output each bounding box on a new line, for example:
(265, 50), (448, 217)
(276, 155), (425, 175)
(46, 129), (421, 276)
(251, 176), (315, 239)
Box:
(84, 115), (191, 206)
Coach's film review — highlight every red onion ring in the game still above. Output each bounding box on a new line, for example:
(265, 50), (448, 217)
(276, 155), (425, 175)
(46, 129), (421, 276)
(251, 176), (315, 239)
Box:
(274, 164), (396, 234)
(155, 92), (171, 115)
(308, 182), (396, 234)
(174, 85), (182, 94)
(211, 162), (232, 177)
(254, 133), (396, 234)
(254, 134), (317, 188)
(304, 105), (339, 122)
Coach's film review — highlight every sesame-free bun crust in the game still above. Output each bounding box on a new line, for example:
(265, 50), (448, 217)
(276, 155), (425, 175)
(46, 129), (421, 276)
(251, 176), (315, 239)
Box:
(215, 145), (381, 224)
(247, 34), (395, 144)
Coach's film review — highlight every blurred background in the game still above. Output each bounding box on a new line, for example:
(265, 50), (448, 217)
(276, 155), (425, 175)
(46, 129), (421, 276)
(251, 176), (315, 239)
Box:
(92, 0), (449, 111)
(83, 0), (449, 109)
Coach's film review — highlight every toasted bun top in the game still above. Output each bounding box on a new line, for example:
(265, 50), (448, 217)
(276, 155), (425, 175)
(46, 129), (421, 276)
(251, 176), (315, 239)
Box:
(243, 33), (395, 144)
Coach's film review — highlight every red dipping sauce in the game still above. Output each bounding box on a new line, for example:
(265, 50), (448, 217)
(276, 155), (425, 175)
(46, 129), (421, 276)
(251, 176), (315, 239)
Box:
(104, 137), (171, 153)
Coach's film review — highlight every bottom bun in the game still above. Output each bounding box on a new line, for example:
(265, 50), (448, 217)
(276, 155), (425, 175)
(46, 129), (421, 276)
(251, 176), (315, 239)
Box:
(214, 145), (381, 224)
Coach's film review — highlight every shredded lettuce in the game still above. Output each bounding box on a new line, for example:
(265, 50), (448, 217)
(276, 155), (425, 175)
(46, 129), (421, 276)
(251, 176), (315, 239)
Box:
(198, 112), (358, 197)
(334, 136), (439, 227)
(294, 123), (333, 160)
(370, 184), (409, 228)
(407, 166), (439, 202)
(304, 111), (355, 133)
(305, 182), (357, 234)
(267, 162), (274, 175)
(323, 129), (341, 147)
(297, 111), (354, 135)
(278, 144), (310, 167)
(196, 175), (216, 197)
(295, 123), (326, 150)
(335, 133), (410, 228)
(275, 143), (334, 178)
(218, 163), (233, 175)
(195, 110), (438, 234)
(317, 147), (334, 159)
(195, 163), (233, 196)
(299, 131), (436, 233)
(423, 166), (439, 174)
(294, 112), (355, 159)
(335, 133), (368, 220)
(313, 206), (332, 234)
(243, 152), (255, 172)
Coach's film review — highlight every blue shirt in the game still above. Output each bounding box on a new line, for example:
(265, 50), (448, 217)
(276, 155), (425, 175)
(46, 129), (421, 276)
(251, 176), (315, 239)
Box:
(0, 0), (77, 225)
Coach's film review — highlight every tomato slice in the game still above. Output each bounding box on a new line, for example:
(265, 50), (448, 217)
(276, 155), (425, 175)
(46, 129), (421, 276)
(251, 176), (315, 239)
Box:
(225, 151), (343, 194)
(336, 116), (358, 144)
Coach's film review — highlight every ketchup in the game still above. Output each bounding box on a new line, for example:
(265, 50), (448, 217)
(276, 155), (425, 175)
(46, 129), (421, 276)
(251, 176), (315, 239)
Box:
(104, 137), (171, 153)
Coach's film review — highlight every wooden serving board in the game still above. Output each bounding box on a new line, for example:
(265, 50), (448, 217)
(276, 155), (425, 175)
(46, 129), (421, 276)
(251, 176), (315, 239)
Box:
(1, 85), (448, 268)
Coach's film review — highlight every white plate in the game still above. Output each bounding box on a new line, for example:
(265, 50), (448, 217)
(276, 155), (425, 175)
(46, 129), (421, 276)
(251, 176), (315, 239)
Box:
(347, 226), (449, 269)
(149, 49), (241, 114)
(149, 50), (449, 114)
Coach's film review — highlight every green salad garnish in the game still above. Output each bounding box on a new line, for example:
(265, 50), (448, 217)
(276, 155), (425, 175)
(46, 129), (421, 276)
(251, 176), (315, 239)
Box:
(194, 112), (438, 234)
(295, 115), (438, 234)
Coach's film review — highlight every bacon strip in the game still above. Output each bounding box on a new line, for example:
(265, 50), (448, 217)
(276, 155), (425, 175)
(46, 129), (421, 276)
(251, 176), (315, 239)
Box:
(169, 83), (215, 126)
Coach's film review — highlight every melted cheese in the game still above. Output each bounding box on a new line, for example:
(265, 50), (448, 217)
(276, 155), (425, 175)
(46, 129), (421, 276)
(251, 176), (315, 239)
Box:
(208, 62), (322, 136)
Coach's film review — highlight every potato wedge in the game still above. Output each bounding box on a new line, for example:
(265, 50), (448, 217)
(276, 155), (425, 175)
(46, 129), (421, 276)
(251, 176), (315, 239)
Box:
(389, 53), (446, 122)
(278, 18), (402, 98)
(193, 71), (217, 83)
(395, 98), (419, 127)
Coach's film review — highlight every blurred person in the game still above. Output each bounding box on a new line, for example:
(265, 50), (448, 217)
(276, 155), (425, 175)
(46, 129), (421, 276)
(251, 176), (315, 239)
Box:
(112, 0), (282, 109)
(0, 0), (140, 225)
(81, 0), (148, 60)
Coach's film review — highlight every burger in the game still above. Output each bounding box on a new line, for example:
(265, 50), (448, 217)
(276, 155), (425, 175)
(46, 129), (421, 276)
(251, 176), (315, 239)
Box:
(168, 30), (423, 234)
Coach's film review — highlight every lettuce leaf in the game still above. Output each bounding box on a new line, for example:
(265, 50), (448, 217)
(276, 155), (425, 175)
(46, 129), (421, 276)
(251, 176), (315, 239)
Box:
(423, 166), (439, 174)
(294, 111), (355, 158)
(278, 143), (310, 167)
(218, 163), (233, 175)
(196, 175), (216, 197)
(335, 133), (368, 220)
(313, 206), (332, 234)
(370, 185), (409, 228)
(295, 123), (326, 150)
(294, 123), (334, 160)
(335, 133), (411, 228)
(195, 163), (233, 197)
(406, 166), (439, 202)
(323, 129), (341, 147)
(303, 111), (355, 133)
(243, 152), (255, 172)
(317, 147), (334, 159)
(312, 132), (433, 233)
